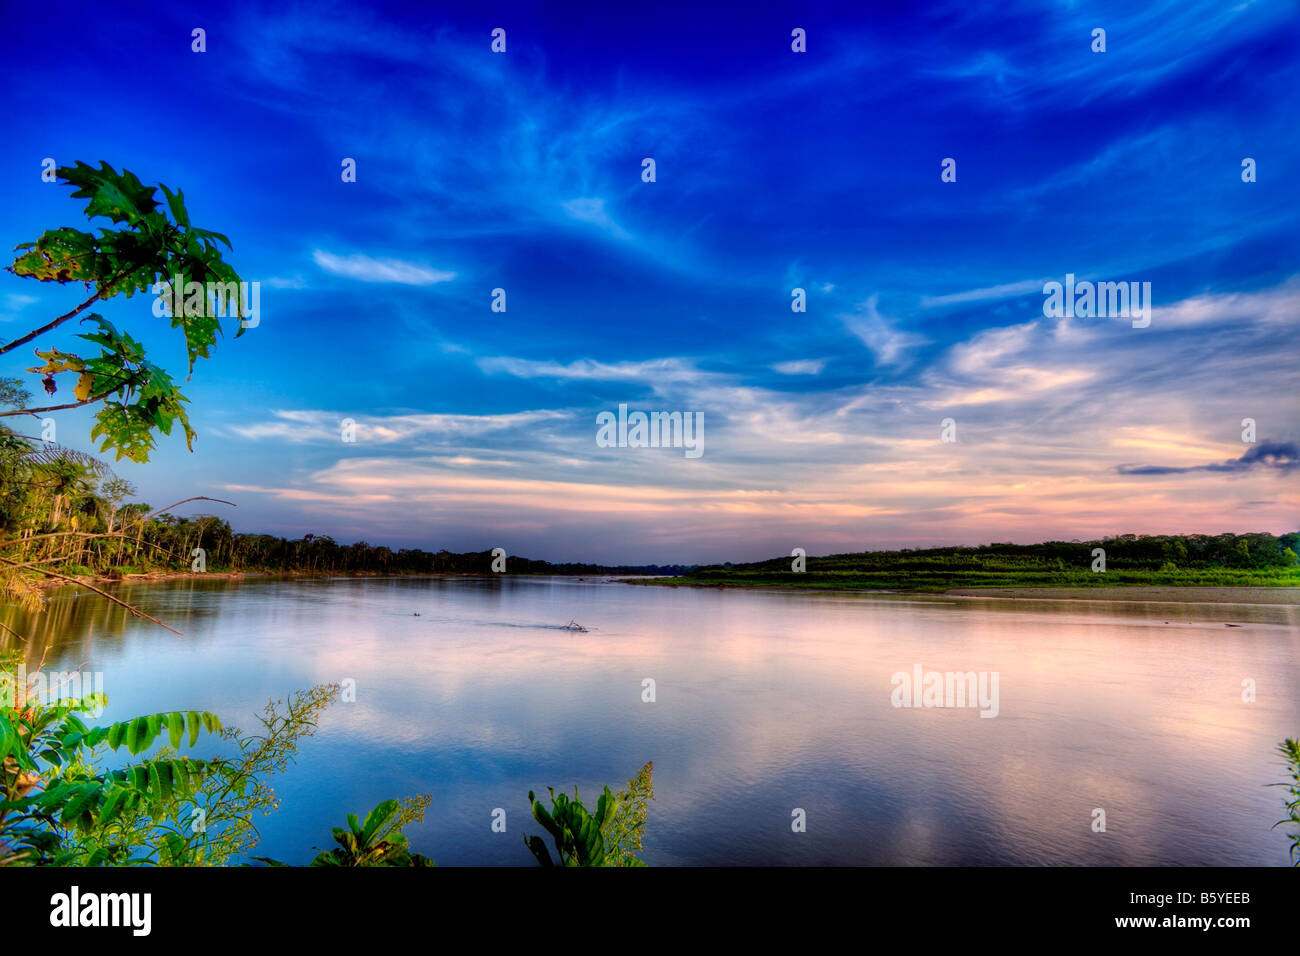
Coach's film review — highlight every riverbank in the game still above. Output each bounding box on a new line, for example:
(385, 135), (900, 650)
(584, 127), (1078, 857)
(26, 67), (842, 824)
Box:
(33, 568), (450, 595)
(32, 569), (252, 594)
(32, 567), (637, 597)
(33, 569), (1300, 606)
(942, 585), (1300, 605)
(627, 577), (1300, 605)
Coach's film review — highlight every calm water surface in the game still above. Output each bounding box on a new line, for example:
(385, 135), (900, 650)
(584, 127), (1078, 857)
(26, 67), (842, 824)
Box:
(5, 576), (1298, 865)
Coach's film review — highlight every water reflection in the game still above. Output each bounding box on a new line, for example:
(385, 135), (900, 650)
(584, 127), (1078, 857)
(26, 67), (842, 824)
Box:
(3, 576), (1297, 865)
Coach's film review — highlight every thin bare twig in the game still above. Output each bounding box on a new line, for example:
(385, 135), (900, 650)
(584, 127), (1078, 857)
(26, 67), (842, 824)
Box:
(144, 496), (236, 521)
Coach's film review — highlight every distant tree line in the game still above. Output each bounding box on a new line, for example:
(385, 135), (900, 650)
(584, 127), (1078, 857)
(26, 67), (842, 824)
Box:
(675, 533), (1300, 590)
(713, 534), (1300, 572)
(119, 518), (692, 577)
(0, 423), (690, 586)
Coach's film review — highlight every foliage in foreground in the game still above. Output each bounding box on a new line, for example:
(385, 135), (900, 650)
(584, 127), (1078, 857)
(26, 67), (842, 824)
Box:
(1272, 738), (1300, 866)
(3, 161), (248, 462)
(309, 797), (434, 867)
(4, 650), (652, 867)
(0, 666), (431, 867)
(0, 662), (222, 865)
(525, 761), (654, 867)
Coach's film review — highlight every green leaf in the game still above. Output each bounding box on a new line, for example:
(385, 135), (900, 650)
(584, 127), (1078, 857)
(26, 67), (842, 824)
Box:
(124, 716), (141, 754)
(152, 760), (173, 803)
(146, 760), (162, 797)
(169, 759), (189, 797)
(360, 800), (400, 846)
(59, 161), (160, 225)
(59, 782), (101, 827)
(159, 183), (190, 228)
(96, 786), (131, 826)
(162, 832), (189, 865)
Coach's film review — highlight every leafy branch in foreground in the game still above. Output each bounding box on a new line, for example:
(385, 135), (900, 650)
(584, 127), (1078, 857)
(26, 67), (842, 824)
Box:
(4, 161), (247, 461)
(148, 683), (342, 866)
(0, 660), (437, 868)
(0, 663), (222, 866)
(1271, 738), (1300, 866)
(18, 316), (196, 462)
(602, 760), (654, 866)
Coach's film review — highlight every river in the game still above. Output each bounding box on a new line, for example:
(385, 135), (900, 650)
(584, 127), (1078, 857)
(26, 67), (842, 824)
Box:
(5, 575), (1298, 865)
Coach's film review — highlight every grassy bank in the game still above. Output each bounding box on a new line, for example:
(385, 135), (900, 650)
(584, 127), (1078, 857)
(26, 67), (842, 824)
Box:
(629, 534), (1300, 595)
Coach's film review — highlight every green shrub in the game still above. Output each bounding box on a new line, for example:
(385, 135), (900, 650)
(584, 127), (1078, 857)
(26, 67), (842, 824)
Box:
(1272, 738), (1300, 866)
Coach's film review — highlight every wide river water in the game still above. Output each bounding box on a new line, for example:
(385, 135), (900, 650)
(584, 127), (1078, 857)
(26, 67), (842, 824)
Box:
(5, 575), (1298, 865)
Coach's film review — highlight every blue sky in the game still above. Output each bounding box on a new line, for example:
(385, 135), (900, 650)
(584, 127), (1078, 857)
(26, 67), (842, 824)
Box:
(1, 0), (1297, 563)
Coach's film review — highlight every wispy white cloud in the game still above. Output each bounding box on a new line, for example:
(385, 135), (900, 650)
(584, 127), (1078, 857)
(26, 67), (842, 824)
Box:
(227, 408), (563, 444)
(560, 197), (630, 239)
(946, 320), (1040, 376)
(922, 0), (1290, 111)
(921, 278), (1048, 308)
(772, 359), (826, 375)
(477, 356), (704, 385)
(1147, 279), (1300, 330)
(842, 295), (928, 367)
(312, 250), (456, 286)
(263, 275), (308, 289)
(0, 292), (38, 323)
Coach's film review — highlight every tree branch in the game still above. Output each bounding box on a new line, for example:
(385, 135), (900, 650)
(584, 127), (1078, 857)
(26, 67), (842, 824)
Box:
(0, 389), (122, 418)
(0, 372), (139, 418)
(144, 497), (236, 521)
(0, 282), (114, 357)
